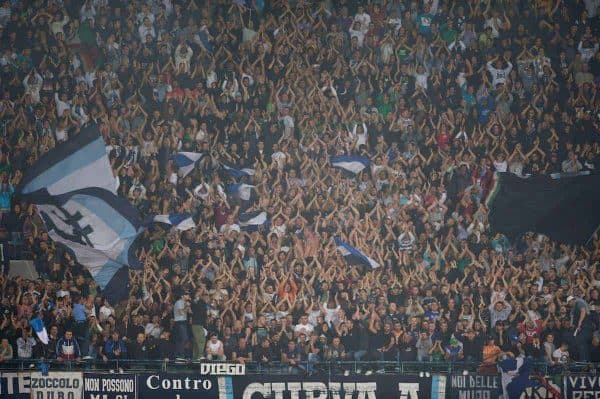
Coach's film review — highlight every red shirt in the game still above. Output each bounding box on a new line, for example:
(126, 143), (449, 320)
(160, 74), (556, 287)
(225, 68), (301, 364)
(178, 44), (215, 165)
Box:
(518, 320), (543, 343)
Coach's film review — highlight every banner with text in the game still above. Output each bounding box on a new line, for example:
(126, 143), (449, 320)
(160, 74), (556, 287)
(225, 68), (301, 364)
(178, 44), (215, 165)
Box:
(84, 373), (137, 399)
(137, 373), (219, 399)
(0, 372), (30, 399)
(30, 371), (83, 399)
(222, 374), (432, 399)
(447, 374), (500, 399)
(565, 374), (600, 399)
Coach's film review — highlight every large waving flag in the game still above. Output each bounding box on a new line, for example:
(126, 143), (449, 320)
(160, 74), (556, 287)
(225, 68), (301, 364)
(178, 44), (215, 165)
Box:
(221, 161), (255, 179)
(334, 237), (380, 268)
(22, 188), (143, 302)
(171, 152), (204, 177)
(19, 124), (117, 195)
(19, 124), (142, 303)
(486, 172), (600, 244)
(330, 155), (371, 174)
(151, 213), (196, 231)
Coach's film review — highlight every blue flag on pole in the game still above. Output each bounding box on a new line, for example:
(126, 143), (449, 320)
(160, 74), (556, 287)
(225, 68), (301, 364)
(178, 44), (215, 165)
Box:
(170, 152), (204, 177)
(334, 237), (380, 268)
(29, 317), (48, 344)
(500, 357), (540, 399)
(330, 155), (371, 174)
(221, 161), (255, 179)
(239, 211), (268, 231)
(151, 213), (196, 231)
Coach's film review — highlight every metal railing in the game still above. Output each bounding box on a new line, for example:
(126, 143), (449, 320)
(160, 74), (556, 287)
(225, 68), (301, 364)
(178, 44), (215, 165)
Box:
(0, 359), (597, 375)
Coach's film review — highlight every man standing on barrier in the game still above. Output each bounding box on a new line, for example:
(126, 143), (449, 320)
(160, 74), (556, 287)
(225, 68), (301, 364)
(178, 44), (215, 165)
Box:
(173, 290), (192, 360)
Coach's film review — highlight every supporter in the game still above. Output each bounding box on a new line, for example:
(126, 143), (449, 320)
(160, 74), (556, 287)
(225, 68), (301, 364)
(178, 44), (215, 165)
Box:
(16, 327), (35, 359)
(0, 337), (12, 361)
(56, 330), (81, 362)
(103, 331), (127, 361)
(0, 0), (597, 373)
(129, 332), (150, 361)
(205, 333), (225, 361)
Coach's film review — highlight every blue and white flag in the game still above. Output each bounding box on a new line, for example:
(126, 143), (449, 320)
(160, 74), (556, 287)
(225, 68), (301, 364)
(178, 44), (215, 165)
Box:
(330, 155), (371, 174)
(228, 183), (255, 201)
(19, 125), (143, 303)
(18, 124), (117, 195)
(222, 161), (255, 179)
(334, 237), (380, 268)
(152, 213), (196, 231)
(171, 152), (204, 177)
(239, 211), (268, 230)
(499, 356), (552, 399)
(22, 187), (142, 302)
(29, 317), (48, 345)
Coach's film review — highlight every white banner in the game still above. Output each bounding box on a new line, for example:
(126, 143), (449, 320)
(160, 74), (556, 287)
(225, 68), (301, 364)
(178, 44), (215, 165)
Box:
(30, 372), (83, 399)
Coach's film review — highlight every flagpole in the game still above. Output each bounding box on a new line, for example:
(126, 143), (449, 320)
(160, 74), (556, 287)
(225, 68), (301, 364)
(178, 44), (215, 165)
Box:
(585, 223), (600, 247)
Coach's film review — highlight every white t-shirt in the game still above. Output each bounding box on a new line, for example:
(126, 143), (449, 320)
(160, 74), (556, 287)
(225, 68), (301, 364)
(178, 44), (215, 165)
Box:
(99, 305), (114, 321)
(552, 348), (569, 364)
(323, 303), (341, 325)
(294, 323), (314, 336)
(173, 299), (187, 322)
(486, 61), (512, 87)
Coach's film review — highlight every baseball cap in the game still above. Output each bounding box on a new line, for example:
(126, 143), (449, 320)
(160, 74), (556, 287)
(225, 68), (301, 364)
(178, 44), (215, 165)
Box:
(566, 295), (576, 303)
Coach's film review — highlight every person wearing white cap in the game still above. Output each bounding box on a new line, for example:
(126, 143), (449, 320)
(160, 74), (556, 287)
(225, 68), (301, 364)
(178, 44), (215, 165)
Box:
(566, 294), (593, 362)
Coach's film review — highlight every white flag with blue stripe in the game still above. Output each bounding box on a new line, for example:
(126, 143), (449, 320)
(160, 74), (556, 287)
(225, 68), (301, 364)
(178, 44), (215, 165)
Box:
(222, 161), (255, 179)
(152, 213), (196, 231)
(330, 155), (371, 174)
(228, 183), (255, 201)
(334, 237), (380, 268)
(239, 211), (268, 230)
(171, 152), (204, 177)
(19, 124), (117, 195)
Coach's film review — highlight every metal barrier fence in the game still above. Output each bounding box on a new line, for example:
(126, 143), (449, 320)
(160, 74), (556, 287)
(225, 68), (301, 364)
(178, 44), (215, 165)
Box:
(0, 359), (597, 375)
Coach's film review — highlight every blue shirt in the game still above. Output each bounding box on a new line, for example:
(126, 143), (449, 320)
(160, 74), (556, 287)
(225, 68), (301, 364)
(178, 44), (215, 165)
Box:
(73, 303), (87, 322)
(0, 184), (13, 210)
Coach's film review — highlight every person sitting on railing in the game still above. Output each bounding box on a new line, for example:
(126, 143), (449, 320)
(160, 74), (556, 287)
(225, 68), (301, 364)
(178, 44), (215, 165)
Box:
(444, 337), (464, 362)
(429, 340), (445, 362)
(306, 333), (323, 375)
(325, 336), (348, 373)
(416, 330), (433, 362)
(0, 337), (13, 362)
(231, 336), (252, 365)
(551, 341), (570, 367)
(103, 331), (127, 362)
(32, 324), (59, 360)
(157, 330), (173, 362)
(254, 338), (273, 371)
(281, 339), (305, 374)
(56, 329), (81, 362)
(16, 327), (35, 360)
(398, 332), (417, 362)
(205, 333), (226, 361)
(129, 332), (150, 361)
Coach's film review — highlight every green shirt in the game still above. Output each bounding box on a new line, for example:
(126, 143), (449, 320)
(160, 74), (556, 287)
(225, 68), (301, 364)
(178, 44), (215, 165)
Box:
(440, 24), (457, 44)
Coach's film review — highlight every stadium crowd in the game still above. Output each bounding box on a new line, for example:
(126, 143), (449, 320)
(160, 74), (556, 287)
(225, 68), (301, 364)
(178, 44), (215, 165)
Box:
(0, 0), (599, 374)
